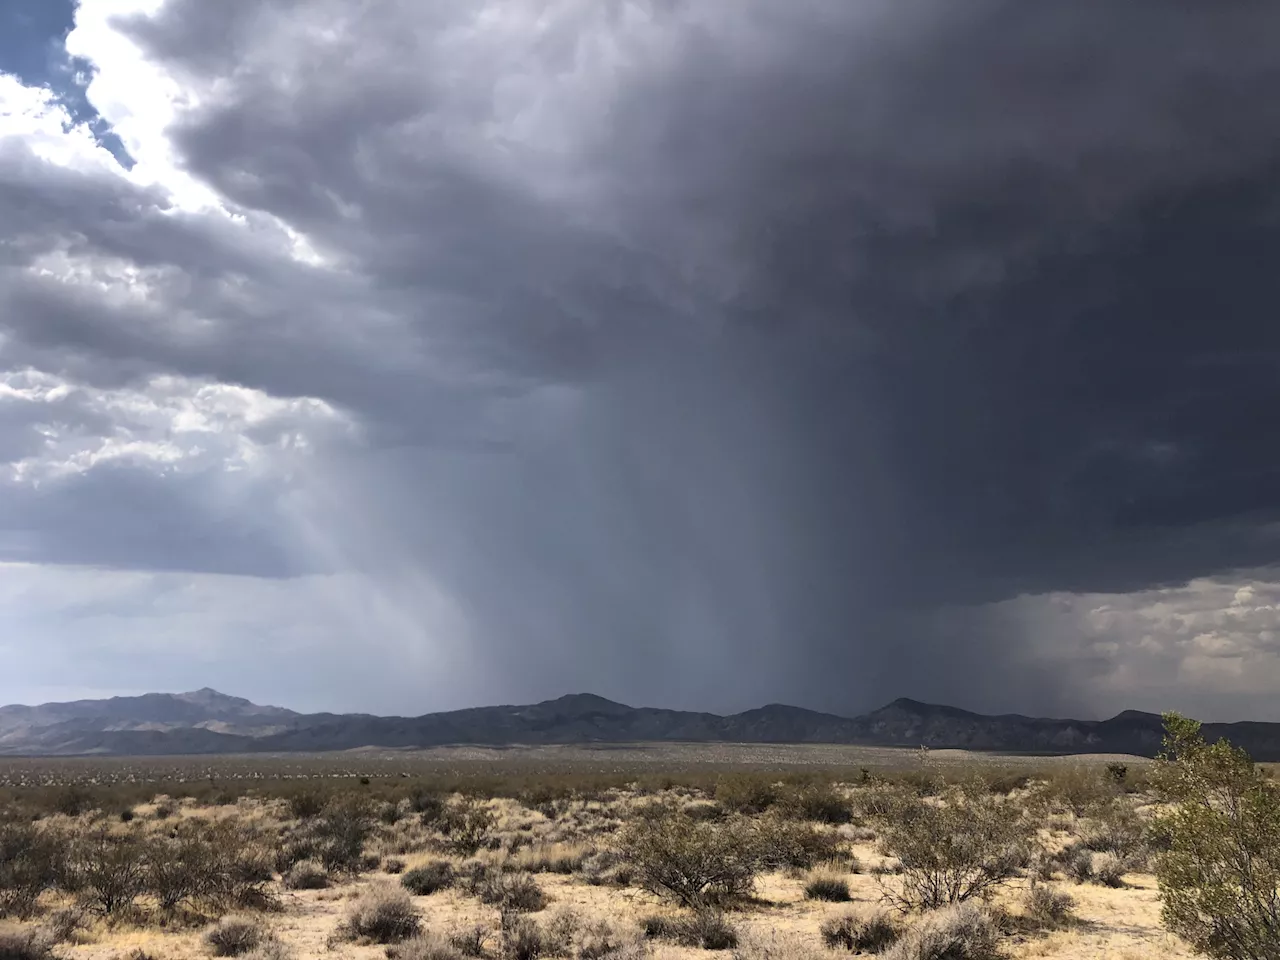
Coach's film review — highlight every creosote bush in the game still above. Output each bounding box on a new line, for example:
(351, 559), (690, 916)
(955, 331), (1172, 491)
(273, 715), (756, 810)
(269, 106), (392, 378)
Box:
(878, 780), (1034, 910)
(618, 810), (757, 908)
(0, 926), (55, 960)
(1021, 884), (1075, 930)
(638, 911), (737, 950)
(1151, 713), (1280, 960)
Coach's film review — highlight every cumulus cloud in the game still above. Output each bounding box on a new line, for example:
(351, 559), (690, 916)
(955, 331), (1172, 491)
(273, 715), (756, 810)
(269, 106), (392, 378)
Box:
(1, 0), (1279, 714)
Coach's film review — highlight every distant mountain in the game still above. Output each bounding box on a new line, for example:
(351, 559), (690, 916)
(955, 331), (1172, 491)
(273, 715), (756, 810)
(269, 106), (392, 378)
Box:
(2, 689), (1279, 759)
(0, 688), (297, 755)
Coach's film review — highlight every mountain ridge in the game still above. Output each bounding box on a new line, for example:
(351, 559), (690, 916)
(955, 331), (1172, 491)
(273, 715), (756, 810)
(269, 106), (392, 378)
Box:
(2, 689), (1278, 759)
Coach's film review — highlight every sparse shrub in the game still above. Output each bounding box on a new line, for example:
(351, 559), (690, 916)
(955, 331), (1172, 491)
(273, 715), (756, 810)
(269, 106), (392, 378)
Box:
(380, 802), (405, 826)
(387, 933), (467, 960)
(714, 776), (778, 815)
(729, 930), (828, 960)
(854, 783), (914, 821)
(1105, 763), (1128, 785)
(0, 927), (54, 960)
(282, 860), (328, 891)
(1080, 801), (1146, 858)
(804, 873), (852, 901)
(1038, 768), (1116, 817)
(820, 912), (902, 953)
(41, 905), (89, 945)
(52, 786), (95, 817)
(408, 789), (446, 824)
(1092, 853), (1125, 888)
(499, 909), (545, 960)
(119, 808), (135, 823)
(474, 873), (547, 913)
(311, 802), (373, 872)
(286, 791), (326, 821)
(1061, 846), (1093, 884)
(145, 829), (220, 911)
(0, 820), (64, 918)
(777, 783), (853, 825)
(440, 800), (496, 857)
(617, 810), (757, 908)
(74, 828), (147, 915)
(340, 884), (422, 943)
(638, 911), (737, 950)
(384, 857), (407, 875)
(751, 816), (841, 871)
(878, 781), (1034, 910)
(402, 861), (455, 896)
(204, 915), (264, 957)
(577, 920), (633, 960)
(1021, 885), (1075, 930)
(540, 908), (580, 956)
(880, 903), (1004, 960)
(241, 942), (294, 960)
(684, 911), (738, 950)
(449, 925), (491, 957)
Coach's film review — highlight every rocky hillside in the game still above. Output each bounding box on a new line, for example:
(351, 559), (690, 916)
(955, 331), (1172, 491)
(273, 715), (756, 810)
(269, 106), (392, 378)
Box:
(2, 689), (1278, 759)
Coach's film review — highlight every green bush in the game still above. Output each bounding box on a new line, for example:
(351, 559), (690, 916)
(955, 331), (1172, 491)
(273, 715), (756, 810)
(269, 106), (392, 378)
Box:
(751, 815), (842, 871)
(878, 780), (1035, 910)
(617, 810), (757, 908)
(1150, 714), (1280, 960)
(401, 861), (455, 896)
(74, 828), (147, 915)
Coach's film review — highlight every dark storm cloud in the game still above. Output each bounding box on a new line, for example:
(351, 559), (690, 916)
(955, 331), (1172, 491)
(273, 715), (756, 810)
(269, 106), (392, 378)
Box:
(4, 0), (1280, 714)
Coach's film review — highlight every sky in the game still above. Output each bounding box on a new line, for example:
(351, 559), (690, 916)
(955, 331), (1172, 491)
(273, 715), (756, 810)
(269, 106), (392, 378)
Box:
(2, 0), (1280, 721)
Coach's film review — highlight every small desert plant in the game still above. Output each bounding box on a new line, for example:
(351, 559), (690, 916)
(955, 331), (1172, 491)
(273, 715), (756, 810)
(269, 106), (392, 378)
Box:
(880, 903), (1004, 960)
(402, 861), (456, 896)
(496, 909), (546, 960)
(617, 810), (757, 908)
(0, 927), (54, 960)
(387, 933), (468, 960)
(241, 942), (294, 960)
(638, 911), (738, 950)
(804, 873), (852, 901)
(204, 916), (265, 957)
(820, 912), (902, 953)
(878, 780), (1034, 909)
(384, 857), (407, 875)
(282, 860), (328, 890)
(340, 884), (422, 943)
(1060, 845), (1094, 884)
(309, 802), (373, 872)
(473, 873), (547, 912)
(1092, 853), (1126, 888)
(41, 906), (90, 945)
(1021, 884), (1075, 930)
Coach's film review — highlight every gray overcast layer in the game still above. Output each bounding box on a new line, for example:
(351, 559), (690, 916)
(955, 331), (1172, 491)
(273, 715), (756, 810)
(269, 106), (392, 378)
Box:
(2, 0), (1280, 720)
